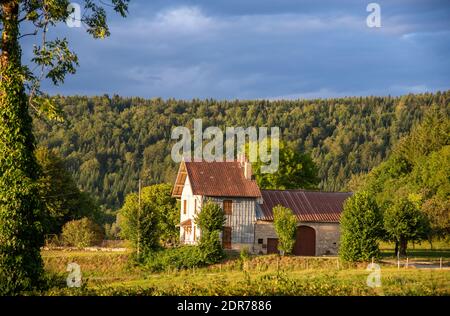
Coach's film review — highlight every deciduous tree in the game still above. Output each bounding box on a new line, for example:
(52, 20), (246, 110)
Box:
(0, 0), (129, 294)
(272, 205), (297, 255)
(339, 191), (383, 262)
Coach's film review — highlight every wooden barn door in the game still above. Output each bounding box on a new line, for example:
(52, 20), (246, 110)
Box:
(222, 226), (232, 249)
(293, 226), (316, 256)
(267, 238), (279, 254)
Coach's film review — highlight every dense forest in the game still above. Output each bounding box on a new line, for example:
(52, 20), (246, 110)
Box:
(33, 91), (450, 211)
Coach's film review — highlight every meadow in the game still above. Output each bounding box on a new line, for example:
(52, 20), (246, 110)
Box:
(40, 241), (450, 296)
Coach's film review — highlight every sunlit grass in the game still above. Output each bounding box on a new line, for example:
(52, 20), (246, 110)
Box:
(41, 249), (450, 296)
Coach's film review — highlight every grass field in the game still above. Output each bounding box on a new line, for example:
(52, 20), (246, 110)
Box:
(40, 246), (450, 296)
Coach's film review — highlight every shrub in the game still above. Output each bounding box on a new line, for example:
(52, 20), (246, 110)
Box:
(339, 191), (383, 262)
(145, 246), (204, 272)
(198, 231), (225, 264)
(104, 222), (121, 240)
(195, 201), (226, 264)
(195, 201), (226, 232)
(273, 205), (297, 255)
(61, 218), (104, 248)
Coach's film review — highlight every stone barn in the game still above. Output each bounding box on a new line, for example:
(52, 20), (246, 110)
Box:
(254, 190), (351, 256)
(172, 158), (351, 256)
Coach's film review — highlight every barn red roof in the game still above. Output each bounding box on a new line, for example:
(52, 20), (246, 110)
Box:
(172, 161), (261, 198)
(258, 190), (352, 223)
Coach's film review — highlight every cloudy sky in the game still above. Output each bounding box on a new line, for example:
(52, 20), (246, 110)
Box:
(22, 0), (450, 99)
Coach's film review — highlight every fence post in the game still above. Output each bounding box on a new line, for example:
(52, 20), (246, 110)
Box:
(440, 257), (443, 269)
(406, 257), (409, 269)
(397, 250), (400, 270)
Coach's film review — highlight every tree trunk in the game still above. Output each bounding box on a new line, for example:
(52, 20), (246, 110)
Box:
(0, 0), (44, 294)
(399, 237), (407, 257)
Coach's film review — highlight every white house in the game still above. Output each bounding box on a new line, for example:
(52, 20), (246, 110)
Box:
(172, 158), (351, 256)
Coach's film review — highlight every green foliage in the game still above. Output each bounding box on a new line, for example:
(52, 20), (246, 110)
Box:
(118, 184), (178, 255)
(195, 201), (226, 264)
(104, 222), (121, 240)
(144, 246), (204, 272)
(33, 92), (450, 210)
(339, 192), (383, 262)
(251, 141), (319, 190)
(22, 0), (130, 120)
(0, 0), (129, 294)
(198, 231), (225, 264)
(195, 201), (226, 232)
(36, 146), (101, 234)
(272, 205), (297, 255)
(0, 1), (45, 295)
(61, 217), (104, 248)
(384, 198), (430, 256)
(363, 107), (450, 242)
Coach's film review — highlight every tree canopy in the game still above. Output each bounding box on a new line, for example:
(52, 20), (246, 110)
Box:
(118, 183), (179, 257)
(358, 107), (449, 247)
(251, 142), (319, 190)
(36, 146), (100, 235)
(34, 91), (450, 210)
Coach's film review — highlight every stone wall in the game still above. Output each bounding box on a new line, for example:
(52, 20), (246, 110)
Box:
(253, 221), (341, 256)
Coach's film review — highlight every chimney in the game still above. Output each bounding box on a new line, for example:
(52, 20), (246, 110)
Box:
(244, 161), (252, 180)
(238, 153), (246, 166)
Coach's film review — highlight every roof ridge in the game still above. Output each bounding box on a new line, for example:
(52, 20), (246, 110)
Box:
(261, 188), (353, 194)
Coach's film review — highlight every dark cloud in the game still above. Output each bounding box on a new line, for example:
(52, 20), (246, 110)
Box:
(22, 0), (450, 99)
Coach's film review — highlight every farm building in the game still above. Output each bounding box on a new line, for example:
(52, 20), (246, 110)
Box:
(172, 158), (351, 256)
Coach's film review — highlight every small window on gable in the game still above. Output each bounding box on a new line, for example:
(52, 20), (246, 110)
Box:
(183, 200), (187, 215)
(223, 200), (232, 215)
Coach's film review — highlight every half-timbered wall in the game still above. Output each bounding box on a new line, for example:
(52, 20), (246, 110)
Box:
(208, 197), (256, 244)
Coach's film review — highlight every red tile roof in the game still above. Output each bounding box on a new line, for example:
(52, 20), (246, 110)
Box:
(258, 189), (352, 223)
(173, 161), (261, 198)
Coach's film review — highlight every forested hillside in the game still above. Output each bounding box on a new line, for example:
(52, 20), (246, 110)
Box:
(34, 91), (450, 210)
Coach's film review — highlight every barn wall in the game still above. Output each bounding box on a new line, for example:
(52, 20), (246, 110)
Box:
(254, 221), (341, 256)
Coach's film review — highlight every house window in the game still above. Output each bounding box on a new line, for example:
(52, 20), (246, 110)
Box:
(223, 200), (232, 215)
(258, 239), (263, 244)
(194, 199), (197, 214)
(183, 200), (187, 215)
